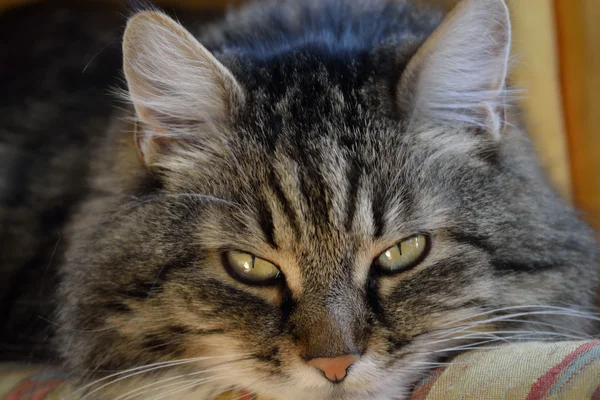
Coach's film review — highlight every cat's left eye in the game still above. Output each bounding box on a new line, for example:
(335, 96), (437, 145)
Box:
(224, 251), (281, 285)
(375, 235), (428, 273)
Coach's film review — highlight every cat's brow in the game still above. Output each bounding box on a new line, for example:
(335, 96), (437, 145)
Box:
(267, 168), (302, 239)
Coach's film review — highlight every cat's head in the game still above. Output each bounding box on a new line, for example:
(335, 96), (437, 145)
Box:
(58, 0), (598, 399)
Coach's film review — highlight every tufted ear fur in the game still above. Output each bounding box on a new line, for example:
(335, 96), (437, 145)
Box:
(122, 11), (243, 166)
(398, 0), (512, 138)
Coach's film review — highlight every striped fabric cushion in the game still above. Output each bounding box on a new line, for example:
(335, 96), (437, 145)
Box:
(412, 340), (600, 400)
(2, 341), (599, 400)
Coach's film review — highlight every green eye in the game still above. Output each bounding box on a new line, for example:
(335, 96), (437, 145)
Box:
(375, 235), (428, 273)
(224, 251), (281, 285)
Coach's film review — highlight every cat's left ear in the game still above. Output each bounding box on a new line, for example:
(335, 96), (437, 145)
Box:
(398, 0), (511, 138)
(122, 11), (243, 166)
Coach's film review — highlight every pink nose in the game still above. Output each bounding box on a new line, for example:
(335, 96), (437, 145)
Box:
(307, 354), (360, 382)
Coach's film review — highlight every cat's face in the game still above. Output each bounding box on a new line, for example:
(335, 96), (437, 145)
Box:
(57, 1), (598, 399)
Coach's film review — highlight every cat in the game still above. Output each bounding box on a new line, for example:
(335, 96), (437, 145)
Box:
(0, 0), (598, 399)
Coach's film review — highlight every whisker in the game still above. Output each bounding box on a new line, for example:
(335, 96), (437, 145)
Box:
(228, 378), (269, 400)
(431, 330), (586, 355)
(432, 338), (506, 353)
(73, 354), (251, 400)
(146, 374), (238, 400)
(431, 327), (589, 343)
(424, 332), (509, 346)
(434, 322), (591, 342)
(147, 379), (218, 400)
(555, 301), (600, 312)
(436, 345), (509, 352)
(442, 311), (600, 333)
(117, 364), (253, 400)
(122, 367), (255, 400)
(487, 319), (595, 339)
(439, 305), (599, 327)
(404, 360), (467, 366)
(120, 375), (201, 400)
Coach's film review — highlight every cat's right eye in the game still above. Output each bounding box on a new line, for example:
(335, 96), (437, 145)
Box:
(374, 235), (429, 274)
(224, 251), (282, 285)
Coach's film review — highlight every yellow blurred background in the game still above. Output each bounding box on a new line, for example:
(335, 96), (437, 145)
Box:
(425, 0), (600, 230)
(1, 0), (599, 230)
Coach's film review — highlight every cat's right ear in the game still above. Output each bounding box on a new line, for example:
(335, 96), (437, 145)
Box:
(398, 0), (512, 138)
(122, 11), (243, 166)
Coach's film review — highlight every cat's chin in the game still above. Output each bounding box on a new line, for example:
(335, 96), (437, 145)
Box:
(254, 387), (411, 400)
(244, 378), (412, 400)
(163, 376), (412, 400)
(230, 360), (418, 400)
(102, 374), (411, 400)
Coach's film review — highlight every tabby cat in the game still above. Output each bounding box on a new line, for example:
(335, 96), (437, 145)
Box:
(0, 0), (598, 399)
